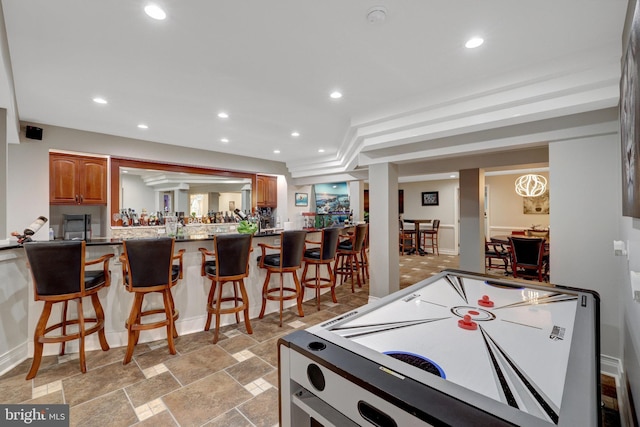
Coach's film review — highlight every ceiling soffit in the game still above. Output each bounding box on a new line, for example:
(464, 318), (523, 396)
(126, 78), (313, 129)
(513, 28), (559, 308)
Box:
(286, 54), (620, 179)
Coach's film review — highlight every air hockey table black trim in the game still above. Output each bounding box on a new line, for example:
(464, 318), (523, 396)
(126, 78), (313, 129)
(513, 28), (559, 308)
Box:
(278, 269), (601, 427)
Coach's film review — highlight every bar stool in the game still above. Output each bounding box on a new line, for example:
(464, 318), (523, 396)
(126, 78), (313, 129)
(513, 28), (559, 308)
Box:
(198, 233), (253, 343)
(120, 238), (180, 364)
(301, 227), (340, 310)
(23, 241), (114, 379)
(334, 223), (368, 292)
(359, 223), (370, 280)
(257, 230), (307, 326)
(421, 219), (440, 255)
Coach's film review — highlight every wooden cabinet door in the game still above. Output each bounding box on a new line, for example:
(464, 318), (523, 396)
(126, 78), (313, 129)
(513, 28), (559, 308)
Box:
(266, 176), (277, 206)
(256, 175), (267, 206)
(50, 153), (107, 205)
(79, 157), (107, 204)
(50, 154), (80, 204)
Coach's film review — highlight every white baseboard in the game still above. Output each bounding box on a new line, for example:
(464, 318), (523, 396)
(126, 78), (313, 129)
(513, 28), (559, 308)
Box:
(601, 354), (633, 427)
(601, 354), (622, 377)
(0, 343), (28, 377)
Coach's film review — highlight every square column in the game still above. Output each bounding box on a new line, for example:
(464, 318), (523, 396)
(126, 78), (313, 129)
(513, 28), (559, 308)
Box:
(369, 162), (400, 299)
(459, 168), (485, 273)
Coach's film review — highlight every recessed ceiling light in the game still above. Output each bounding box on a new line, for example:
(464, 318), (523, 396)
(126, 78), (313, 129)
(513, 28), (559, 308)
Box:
(137, 124), (148, 129)
(291, 131), (300, 137)
(318, 149), (325, 153)
(465, 37), (484, 49)
(330, 91), (343, 99)
(92, 97), (107, 104)
(273, 150), (280, 154)
(217, 112), (229, 119)
(144, 4), (166, 20)
(450, 174), (456, 178)
(220, 138), (229, 143)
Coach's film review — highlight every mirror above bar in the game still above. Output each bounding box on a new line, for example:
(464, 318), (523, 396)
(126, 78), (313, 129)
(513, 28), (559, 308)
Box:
(110, 157), (256, 227)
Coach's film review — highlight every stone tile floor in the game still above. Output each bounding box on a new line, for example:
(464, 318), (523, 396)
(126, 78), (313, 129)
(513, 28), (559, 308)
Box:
(0, 253), (621, 426)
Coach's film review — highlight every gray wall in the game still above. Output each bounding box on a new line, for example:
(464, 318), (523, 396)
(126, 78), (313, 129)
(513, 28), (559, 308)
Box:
(549, 135), (623, 359)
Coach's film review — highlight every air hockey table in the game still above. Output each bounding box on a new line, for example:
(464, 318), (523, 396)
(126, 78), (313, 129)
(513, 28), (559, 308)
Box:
(278, 269), (600, 426)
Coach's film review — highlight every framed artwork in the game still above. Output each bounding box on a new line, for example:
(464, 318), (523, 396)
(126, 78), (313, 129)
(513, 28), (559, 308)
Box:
(621, 1), (640, 218)
(295, 192), (308, 207)
(421, 191), (439, 206)
(523, 191), (550, 214)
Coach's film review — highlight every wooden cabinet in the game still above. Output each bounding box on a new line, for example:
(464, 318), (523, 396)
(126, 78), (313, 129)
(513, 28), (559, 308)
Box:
(50, 153), (107, 205)
(256, 175), (277, 207)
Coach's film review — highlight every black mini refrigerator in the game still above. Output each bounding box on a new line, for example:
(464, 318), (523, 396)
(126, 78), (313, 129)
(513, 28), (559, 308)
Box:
(63, 214), (91, 240)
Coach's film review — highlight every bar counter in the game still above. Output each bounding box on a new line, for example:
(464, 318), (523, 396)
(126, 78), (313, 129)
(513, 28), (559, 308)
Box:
(1, 230), (347, 372)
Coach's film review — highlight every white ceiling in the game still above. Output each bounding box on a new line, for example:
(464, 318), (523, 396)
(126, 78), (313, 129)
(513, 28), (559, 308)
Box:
(0, 0), (628, 179)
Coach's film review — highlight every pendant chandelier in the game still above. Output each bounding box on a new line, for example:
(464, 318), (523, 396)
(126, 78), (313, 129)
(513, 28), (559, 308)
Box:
(515, 174), (547, 197)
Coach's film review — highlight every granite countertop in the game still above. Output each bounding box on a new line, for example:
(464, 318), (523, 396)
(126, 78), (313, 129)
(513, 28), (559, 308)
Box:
(0, 226), (347, 251)
(0, 232), (292, 251)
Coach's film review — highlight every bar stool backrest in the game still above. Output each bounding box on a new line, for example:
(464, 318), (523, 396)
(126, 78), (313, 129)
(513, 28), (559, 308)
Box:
(432, 219), (440, 230)
(352, 223), (368, 252)
(320, 227), (341, 260)
(123, 238), (174, 288)
(215, 233), (252, 277)
(25, 241), (84, 296)
(281, 230), (307, 268)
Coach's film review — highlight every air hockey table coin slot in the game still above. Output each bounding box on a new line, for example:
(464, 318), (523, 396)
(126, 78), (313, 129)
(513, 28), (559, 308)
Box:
(358, 400), (398, 427)
(307, 363), (326, 391)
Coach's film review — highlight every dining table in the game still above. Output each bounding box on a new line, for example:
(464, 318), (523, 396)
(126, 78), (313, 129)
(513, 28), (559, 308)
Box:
(403, 219), (432, 255)
(491, 234), (550, 250)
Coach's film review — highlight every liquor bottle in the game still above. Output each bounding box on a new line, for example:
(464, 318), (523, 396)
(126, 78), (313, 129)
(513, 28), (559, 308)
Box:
(121, 209), (129, 227)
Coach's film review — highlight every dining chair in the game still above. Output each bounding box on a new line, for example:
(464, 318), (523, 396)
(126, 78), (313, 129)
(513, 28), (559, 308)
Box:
(508, 236), (548, 282)
(23, 241), (114, 379)
(421, 219), (440, 255)
(399, 220), (416, 255)
(485, 238), (510, 272)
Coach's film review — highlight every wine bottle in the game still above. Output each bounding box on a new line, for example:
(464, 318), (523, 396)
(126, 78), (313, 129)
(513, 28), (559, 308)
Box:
(234, 208), (247, 221)
(11, 216), (48, 243)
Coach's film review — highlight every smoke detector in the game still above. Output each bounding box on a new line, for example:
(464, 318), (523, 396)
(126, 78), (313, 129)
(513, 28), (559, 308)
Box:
(366, 6), (387, 24)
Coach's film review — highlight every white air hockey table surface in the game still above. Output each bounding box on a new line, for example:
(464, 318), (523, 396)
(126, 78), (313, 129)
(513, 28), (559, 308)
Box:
(279, 269), (600, 426)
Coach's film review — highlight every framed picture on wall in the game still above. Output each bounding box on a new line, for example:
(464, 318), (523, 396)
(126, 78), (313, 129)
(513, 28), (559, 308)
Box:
(621, 2), (640, 218)
(422, 191), (439, 206)
(295, 193), (308, 207)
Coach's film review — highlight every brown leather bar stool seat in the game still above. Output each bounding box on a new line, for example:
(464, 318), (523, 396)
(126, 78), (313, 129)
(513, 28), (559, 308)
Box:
(199, 233), (253, 343)
(120, 238), (181, 364)
(23, 240), (114, 379)
(334, 223), (368, 292)
(301, 227), (340, 310)
(258, 230), (307, 326)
